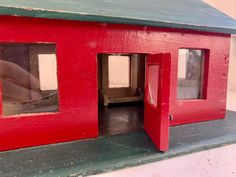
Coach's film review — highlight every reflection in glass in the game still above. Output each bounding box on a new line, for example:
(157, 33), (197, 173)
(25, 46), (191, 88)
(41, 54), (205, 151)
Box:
(0, 44), (58, 116)
(177, 49), (204, 99)
(147, 65), (158, 107)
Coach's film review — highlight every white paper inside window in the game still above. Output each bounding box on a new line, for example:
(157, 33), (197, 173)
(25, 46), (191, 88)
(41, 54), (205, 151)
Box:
(108, 55), (130, 88)
(38, 54), (58, 91)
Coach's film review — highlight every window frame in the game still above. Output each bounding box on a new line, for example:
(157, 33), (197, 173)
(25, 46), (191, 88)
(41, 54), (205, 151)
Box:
(177, 48), (210, 101)
(0, 42), (60, 119)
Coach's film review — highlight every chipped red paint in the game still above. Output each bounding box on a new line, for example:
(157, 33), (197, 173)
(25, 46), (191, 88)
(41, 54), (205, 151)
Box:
(0, 16), (231, 151)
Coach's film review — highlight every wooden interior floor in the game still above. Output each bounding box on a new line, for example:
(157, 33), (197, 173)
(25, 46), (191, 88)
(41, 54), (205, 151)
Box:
(99, 102), (144, 136)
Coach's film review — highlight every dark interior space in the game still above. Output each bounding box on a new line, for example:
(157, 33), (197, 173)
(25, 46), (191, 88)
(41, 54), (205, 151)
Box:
(98, 54), (145, 136)
(99, 102), (144, 136)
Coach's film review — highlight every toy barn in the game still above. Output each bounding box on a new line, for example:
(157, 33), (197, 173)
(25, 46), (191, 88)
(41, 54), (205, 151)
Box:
(0, 0), (235, 152)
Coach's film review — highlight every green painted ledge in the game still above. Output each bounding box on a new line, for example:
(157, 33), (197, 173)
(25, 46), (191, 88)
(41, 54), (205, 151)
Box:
(0, 111), (236, 177)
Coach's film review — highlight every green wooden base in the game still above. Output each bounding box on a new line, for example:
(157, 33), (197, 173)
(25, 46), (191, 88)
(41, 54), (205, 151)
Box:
(1, 111), (236, 177)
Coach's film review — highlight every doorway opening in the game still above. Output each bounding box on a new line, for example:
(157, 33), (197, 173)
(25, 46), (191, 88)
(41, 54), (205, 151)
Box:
(97, 54), (146, 136)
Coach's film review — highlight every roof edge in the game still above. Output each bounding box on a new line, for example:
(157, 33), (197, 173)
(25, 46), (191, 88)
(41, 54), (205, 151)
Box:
(0, 6), (235, 34)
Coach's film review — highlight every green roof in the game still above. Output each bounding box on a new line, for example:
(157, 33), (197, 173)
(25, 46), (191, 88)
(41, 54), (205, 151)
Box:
(0, 0), (235, 34)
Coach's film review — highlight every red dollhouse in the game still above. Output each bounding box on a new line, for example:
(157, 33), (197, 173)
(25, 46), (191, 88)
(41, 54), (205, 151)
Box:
(0, 0), (235, 152)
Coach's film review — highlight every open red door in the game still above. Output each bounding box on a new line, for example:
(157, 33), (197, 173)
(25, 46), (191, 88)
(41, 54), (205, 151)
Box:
(144, 53), (171, 152)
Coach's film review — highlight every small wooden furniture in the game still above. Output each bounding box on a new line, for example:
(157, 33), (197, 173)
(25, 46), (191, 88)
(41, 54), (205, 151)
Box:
(98, 54), (145, 106)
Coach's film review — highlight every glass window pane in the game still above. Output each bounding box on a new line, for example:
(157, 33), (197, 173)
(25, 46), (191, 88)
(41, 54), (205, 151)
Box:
(177, 49), (204, 99)
(108, 55), (130, 88)
(0, 44), (59, 116)
(147, 65), (158, 107)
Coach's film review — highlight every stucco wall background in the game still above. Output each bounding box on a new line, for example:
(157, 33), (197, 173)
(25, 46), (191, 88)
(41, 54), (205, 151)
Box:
(229, 36), (236, 91)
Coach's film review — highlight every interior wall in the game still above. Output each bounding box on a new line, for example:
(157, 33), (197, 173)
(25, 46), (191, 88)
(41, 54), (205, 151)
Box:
(203, 0), (236, 91)
(98, 54), (145, 106)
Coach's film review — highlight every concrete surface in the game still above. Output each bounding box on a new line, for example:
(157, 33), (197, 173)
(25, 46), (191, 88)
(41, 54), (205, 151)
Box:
(90, 144), (236, 177)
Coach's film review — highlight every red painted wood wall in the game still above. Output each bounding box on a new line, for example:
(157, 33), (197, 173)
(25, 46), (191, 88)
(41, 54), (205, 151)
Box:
(0, 16), (230, 151)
